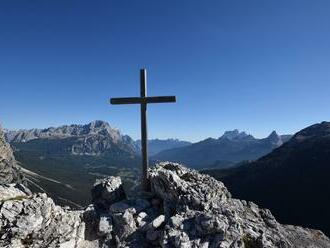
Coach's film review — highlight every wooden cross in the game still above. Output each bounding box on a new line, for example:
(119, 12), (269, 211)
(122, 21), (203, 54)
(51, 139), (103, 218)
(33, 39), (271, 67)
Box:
(110, 69), (176, 191)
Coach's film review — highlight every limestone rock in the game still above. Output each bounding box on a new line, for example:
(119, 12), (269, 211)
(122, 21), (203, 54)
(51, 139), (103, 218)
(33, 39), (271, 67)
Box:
(91, 176), (126, 212)
(87, 162), (330, 247)
(112, 208), (137, 240)
(98, 214), (113, 237)
(1, 162), (329, 248)
(0, 183), (30, 201)
(148, 163), (330, 248)
(5, 120), (139, 156)
(0, 127), (22, 184)
(0, 185), (97, 248)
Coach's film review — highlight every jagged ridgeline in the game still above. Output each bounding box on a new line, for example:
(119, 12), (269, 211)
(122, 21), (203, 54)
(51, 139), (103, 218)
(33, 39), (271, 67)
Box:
(152, 129), (292, 169)
(6, 120), (139, 156)
(204, 121), (330, 236)
(5, 121), (141, 207)
(0, 163), (329, 247)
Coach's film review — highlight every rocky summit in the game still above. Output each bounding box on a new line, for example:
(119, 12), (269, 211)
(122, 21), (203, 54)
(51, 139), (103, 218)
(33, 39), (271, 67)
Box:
(0, 127), (22, 184)
(0, 162), (329, 248)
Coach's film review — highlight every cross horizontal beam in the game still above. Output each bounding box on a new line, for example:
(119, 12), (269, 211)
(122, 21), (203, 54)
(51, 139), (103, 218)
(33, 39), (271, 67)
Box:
(110, 96), (176, 105)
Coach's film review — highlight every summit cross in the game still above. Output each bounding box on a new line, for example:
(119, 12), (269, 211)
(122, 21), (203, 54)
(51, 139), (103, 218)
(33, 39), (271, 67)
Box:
(110, 69), (176, 191)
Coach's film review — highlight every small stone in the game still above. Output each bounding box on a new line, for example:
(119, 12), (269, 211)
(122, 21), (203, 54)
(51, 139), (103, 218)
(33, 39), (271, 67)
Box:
(138, 212), (148, 219)
(112, 209), (137, 239)
(136, 212), (148, 228)
(91, 176), (126, 212)
(98, 215), (112, 237)
(169, 215), (184, 228)
(152, 215), (165, 229)
(59, 239), (76, 248)
(195, 213), (228, 235)
(199, 241), (209, 248)
(174, 231), (190, 248)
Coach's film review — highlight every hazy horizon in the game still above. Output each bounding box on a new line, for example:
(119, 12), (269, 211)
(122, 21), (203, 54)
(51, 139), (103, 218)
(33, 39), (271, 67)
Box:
(2, 118), (305, 143)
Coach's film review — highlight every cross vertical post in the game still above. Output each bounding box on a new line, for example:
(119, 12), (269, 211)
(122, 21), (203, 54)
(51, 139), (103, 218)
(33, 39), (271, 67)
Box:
(110, 69), (176, 192)
(140, 69), (149, 190)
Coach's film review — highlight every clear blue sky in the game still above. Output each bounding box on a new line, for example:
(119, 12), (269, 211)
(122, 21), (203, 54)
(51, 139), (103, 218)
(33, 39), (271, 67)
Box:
(1, 0), (330, 142)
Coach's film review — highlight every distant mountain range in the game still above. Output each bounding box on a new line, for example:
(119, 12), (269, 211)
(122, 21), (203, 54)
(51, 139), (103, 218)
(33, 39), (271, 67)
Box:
(6, 122), (293, 171)
(6, 120), (138, 157)
(152, 129), (292, 169)
(5, 121), (193, 157)
(204, 121), (330, 236)
(134, 138), (192, 156)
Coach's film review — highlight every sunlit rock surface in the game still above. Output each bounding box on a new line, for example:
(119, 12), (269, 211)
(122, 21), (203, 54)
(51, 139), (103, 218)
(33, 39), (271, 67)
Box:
(0, 162), (329, 247)
(0, 127), (22, 184)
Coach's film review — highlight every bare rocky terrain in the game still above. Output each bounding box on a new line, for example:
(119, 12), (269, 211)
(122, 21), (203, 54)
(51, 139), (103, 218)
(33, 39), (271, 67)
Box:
(0, 162), (329, 247)
(0, 128), (22, 184)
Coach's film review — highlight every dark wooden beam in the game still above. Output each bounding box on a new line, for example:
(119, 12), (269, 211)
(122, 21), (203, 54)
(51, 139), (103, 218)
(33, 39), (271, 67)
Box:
(145, 96), (176, 103)
(110, 96), (176, 105)
(140, 69), (148, 191)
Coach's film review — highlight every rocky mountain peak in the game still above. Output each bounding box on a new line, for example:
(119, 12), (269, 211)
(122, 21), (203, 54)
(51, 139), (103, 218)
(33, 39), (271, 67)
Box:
(268, 130), (279, 138)
(89, 120), (109, 129)
(4, 121), (138, 156)
(86, 120), (113, 134)
(220, 129), (252, 141)
(0, 162), (329, 247)
(5, 120), (120, 142)
(266, 130), (283, 146)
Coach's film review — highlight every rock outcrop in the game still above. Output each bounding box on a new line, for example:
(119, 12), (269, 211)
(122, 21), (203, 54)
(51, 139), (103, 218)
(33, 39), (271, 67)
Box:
(0, 162), (329, 247)
(0, 127), (22, 184)
(0, 184), (94, 248)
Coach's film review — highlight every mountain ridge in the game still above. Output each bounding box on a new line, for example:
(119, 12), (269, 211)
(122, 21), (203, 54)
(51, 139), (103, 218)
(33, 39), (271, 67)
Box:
(153, 129), (292, 169)
(5, 120), (138, 156)
(204, 121), (330, 235)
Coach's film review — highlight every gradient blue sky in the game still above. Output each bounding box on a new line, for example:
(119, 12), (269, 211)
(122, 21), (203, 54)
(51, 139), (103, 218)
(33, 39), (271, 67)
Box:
(1, 0), (330, 141)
